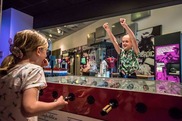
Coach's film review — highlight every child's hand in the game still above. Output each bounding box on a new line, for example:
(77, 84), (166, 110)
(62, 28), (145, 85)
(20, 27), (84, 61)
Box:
(103, 23), (109, 30)
(55, 96), (68, 109)
(120, 18), (127, 26)
(41, 59), (49, 67)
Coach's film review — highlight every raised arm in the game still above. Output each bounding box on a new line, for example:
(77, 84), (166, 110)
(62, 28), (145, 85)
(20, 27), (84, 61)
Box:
(103, 23), (120, 54)
(120, 18), (139, 55)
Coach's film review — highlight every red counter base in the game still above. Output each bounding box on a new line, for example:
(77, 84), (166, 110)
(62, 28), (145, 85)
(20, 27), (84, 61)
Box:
(39, 82), (182, 121)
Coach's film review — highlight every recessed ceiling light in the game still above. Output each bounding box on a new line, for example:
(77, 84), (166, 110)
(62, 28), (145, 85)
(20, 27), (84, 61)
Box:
(49, 34), (52, 37)
(57, 29), (61, 33)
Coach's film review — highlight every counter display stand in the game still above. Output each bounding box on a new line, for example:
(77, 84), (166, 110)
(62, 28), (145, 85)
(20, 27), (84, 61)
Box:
(39, 76), (182, 121)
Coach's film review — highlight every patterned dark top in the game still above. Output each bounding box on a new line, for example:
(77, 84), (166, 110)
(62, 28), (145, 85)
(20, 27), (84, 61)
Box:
(119, 48), (139, 75)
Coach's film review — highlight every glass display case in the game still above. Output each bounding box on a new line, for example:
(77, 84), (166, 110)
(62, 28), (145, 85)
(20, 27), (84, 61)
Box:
(45, 76), (181, 95)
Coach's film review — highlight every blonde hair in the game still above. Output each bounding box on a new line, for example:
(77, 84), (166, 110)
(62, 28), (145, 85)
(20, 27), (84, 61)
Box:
(0, 30), (47, 74)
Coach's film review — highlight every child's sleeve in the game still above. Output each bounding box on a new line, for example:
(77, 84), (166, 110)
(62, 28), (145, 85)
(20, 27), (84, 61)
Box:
(22, 66), (47, 91)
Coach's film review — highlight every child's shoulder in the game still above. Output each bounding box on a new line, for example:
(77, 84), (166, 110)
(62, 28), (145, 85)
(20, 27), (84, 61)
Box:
(13, 63), (42, 71)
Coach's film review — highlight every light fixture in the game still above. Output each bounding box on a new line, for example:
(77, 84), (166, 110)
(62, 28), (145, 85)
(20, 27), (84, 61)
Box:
(49, 34), (52, 37)
(57, 28), (61, 33)
(76, 54), (79, 57)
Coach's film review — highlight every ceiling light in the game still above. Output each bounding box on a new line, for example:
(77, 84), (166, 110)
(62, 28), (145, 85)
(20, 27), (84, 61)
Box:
(57, 30), (61, 34)
(57, 28), (61, 33)
(49, 34), (52, 37)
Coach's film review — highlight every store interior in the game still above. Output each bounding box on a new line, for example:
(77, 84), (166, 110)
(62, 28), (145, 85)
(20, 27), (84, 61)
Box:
(1, 0), (182, 80)
(46, 4), (181, 83)
(0, 1), (182, 121)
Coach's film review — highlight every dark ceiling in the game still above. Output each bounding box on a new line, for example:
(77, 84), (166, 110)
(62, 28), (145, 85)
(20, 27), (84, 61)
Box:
(3, 0), (182, 29)
(2, 0), (182, 42)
